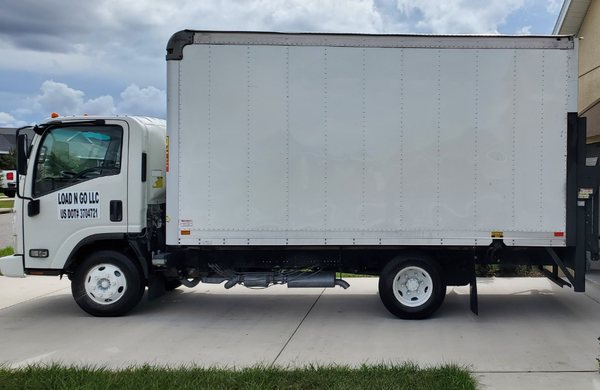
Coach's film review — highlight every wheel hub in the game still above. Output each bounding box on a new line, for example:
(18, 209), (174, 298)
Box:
(392, 266), (434, 307)
(84, 264), (127, 305)
(406, 277), (419, 292)
(99, 278), (111, 290)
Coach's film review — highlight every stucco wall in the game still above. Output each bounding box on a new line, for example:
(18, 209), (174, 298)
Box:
(579, 0), (600, 139)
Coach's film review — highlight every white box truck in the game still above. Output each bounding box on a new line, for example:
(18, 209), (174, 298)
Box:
(1, 31), (598, 319)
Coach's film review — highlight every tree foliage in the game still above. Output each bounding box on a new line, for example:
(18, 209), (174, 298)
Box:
(0, 148), (16, 170)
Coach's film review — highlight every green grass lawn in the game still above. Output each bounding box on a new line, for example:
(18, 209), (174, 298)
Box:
(0, 364), (476, 390)
(0, 246), (14, 257)
(0, 199), (13, 209)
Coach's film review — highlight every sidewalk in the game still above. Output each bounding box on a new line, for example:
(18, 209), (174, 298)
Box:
(585, 268), (600, 303)
(0, 277), (599, 389)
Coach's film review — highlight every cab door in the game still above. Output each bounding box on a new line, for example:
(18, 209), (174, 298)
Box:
(22, 120), (129, 270)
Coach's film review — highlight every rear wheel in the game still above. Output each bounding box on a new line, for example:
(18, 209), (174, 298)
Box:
(4, 190), (15, 198)
(378, 254), (446, 319)
(71, 250), (145, 317)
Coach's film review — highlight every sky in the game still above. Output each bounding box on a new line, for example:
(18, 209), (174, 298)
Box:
(0, 0), (564, 127)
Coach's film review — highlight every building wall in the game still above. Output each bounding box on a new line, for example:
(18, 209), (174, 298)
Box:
(579, 0), (600, 140)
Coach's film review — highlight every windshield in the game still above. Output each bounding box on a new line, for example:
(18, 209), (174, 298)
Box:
(33, 125), (123, 197)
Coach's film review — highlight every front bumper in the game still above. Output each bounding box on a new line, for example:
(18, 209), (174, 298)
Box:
(0, 254), (25, 277)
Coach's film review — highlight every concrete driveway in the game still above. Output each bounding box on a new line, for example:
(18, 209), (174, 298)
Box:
(0, 211), (15, 248)
(0, 275), (599, 389)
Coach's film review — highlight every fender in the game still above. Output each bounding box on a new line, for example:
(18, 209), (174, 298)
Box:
(61, 233), (150, 278)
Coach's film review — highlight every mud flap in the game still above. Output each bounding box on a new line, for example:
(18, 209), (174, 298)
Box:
(470, 259), (478, 315)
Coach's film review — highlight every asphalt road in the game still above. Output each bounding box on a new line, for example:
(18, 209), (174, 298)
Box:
(1, 215), (600, 389)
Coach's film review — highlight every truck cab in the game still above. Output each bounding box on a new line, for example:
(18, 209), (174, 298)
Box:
(0, 116), (166, 316)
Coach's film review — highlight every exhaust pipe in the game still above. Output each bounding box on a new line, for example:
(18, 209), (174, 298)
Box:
(184, 271), (351, 290)
(287, 272), (349, 289)
(335, 279), (350, 289)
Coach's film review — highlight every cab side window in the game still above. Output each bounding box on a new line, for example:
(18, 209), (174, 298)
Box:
(33, 126), (123, 197)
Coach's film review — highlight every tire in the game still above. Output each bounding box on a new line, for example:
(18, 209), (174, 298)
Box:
(378, 254), (446, 319)
(4, 190), (15, 198)
(71, 250), (145, 317)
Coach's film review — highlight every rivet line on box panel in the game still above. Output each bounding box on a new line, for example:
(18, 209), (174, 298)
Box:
(511, 50), (517, 227)
(474, 50), (479, 229)
(323, 47), (329, 232)
(246, 45), (252, 230)
(285, 45), (290, 230)
(539, 51), (545, 228)
(435, 49), (441, 227)
(207, 45), (213, 227)
(399, 49), (405, 229)
(361, 46), (367, 228)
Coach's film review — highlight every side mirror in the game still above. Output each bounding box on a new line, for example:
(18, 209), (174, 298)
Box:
(17, 134), (28, 176)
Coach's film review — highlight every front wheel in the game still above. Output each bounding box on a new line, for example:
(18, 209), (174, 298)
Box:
(71, 250), (145, 317)
(378, 254), (446, 319)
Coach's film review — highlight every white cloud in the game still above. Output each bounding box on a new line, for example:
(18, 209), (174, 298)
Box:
(546, 0), (563, 14)
(394, 0), (525, 34)
(259, 0), (384, 32)
(82, 95), (117, 117)
(117, 84), (165, 118)
(0, 0), (390, 85)
(0, 112), (27, 127)
(103, 0), (386, 33)
(23, 80), (164, 120)
(0, 0), (553, 125)
(28, 80), (86, 116)
(517, 25), (532, 35)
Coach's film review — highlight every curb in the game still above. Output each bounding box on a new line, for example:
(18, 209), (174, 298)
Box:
(0, 209), (13, 214)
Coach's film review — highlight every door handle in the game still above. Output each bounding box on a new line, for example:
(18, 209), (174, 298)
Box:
(28, 199), (40, 217)
(109, 200), (122, 222)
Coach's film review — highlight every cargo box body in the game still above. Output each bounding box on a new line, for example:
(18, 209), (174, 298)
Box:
(166, 32), (577, 247)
